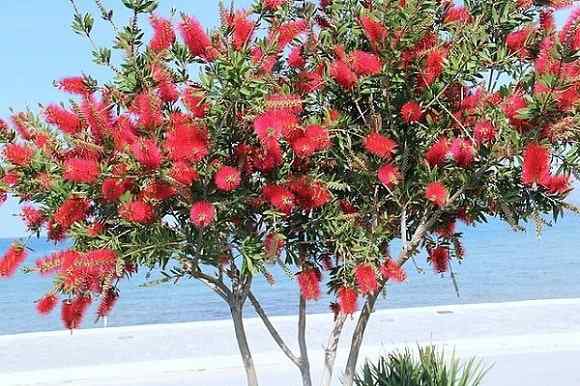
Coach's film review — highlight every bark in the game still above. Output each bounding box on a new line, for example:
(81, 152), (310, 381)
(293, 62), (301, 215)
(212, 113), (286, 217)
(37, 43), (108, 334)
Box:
(320, 314), (347, 386)
(341, 295), (378, 386)
(231, 303), (260, 386)
(298, 295), (313, 386)
(248, 291), (313, 386)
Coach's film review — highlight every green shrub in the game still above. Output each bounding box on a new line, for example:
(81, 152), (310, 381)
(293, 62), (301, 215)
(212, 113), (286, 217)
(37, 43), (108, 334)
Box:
(354, 346), (490, 386)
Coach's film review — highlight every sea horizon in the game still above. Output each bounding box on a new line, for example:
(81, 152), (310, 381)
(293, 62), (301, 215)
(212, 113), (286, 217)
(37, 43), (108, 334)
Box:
(1, 213), (580, 336)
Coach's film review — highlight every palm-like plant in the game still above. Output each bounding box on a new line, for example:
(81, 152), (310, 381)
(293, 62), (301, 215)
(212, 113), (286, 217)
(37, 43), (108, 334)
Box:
(354, 346), (490, 386)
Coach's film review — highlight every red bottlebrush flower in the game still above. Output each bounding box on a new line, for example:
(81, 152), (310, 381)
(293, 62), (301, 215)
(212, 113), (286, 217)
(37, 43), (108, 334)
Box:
(541, 174), (571, 195)
(561, 8), (580, 49)
(339, 199), (358, 215)
(297, 70), (324, 93)
(0, 244), (27, 278)
(179, 16), (212, 59)
(156, 79), (179, 103)
(87, 222), (105, 237)
(44, 104), (82, 135)
(11, 112), (33, 140)
(3, 143), (34, 166)
(522, 143), (551, 185)
(254, 110), (298, 144)
(62, 296), (92, 330)
(330, 60), (358, 89)
(474, 120), (496, 144)
(506, 28), (532, 56)
(297, 268), (321, 301)
(143, 181), (176, 201)
(263, 184), (296, 214)
(263, 0), (287, 10)
(450, 138), (475, 168)
(288, 45), (305, 68)
(149, 14), (175, 53)
(271, 20), (307, 49)
(120, 200), (155, 224)
(363, 132), (397, 158)
(308, 182), (332, 209)
(131, 92), (163, 130)
(502, 94), (528, 129)
(97, 290), (118, 318)
(231, 11), (255, 50)
(36, 294), (58, 315)
(182, 88), (209, 118)
(337, 287), (358, 315)
(264, 233), (285, 257)
(292, 136), (317, 158)
(21, 205), (45, 230)
(359, 15), (387, 49)
(400, 101), (423, 124)
(112, 115), (138, 150)
(35, 250), (79, 276)
(190, 201), (217, 228)
(429, 246), (450, 273)
(165, 122), (209, 162)
(214, 166), (241, 191)
(444, 6), (472, 24)
(305, 125), (331, 151)
(131, 139), (162, 169)
(101, 178), (130, 202)
(57, 76), (91, 95)
(265, 93), (303, 114)
(251, 47), (278, 73)
(425, 138), (449, 167)
(378, 164), (400, 188)
(349, 51), (382, 76)
(63, 158), (101, 183)
(170, 161), (199, 185)
(420, 48), (447, 86)
(3, 172), (19, 186)
(380, 259), (406, 283)
(53, 197), (90, 230)
(355, 264), (378, 295)
(425, 182), (448, 208)
(80, 95), (114, 141)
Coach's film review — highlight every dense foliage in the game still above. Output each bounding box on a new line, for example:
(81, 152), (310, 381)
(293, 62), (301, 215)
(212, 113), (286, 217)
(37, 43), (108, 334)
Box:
(0, 0), (579, 385)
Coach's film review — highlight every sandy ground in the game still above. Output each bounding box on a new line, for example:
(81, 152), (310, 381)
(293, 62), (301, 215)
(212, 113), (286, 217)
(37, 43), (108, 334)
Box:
(2, 298), (580, 386)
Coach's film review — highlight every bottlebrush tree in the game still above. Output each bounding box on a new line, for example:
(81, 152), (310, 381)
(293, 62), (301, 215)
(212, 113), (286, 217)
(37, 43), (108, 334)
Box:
(1, 1), (580, 386)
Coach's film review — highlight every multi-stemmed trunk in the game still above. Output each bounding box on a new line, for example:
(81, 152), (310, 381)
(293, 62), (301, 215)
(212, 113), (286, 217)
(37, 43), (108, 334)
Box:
(248, 292), (313, 386)
(320, 314), (347, 386)
(341, 295), (378, 386)
(231, 302), (260, 386)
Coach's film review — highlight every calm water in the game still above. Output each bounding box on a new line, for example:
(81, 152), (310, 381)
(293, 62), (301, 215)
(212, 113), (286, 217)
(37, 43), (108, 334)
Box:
(1, 215), (579, 336)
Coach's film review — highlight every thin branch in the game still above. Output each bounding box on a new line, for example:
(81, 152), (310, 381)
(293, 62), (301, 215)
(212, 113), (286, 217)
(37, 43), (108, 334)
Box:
(247, 291), (301, 366)
(93, 0), (119, 34)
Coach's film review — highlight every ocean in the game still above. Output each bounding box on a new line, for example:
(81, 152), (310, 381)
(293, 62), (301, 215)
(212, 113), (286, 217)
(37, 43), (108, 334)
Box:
(1, 214), (579, 336)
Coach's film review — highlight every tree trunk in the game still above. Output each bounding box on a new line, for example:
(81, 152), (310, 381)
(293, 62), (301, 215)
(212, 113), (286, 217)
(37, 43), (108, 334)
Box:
(341, 294), (378, 386)
(320, 314), (347, 386)
(231, 303), (260, 386)
(298, 295), (313, 386)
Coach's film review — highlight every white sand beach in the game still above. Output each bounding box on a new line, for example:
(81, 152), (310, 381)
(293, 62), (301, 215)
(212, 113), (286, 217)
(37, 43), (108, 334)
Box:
(2, 298), (580, 386)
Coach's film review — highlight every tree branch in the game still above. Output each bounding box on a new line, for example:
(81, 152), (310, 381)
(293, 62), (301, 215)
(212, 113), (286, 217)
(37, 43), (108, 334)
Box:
(247, 291), (301, 366)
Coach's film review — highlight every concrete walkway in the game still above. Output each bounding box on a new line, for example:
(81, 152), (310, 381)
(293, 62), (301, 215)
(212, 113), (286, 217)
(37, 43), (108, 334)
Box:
(2, 298), (580, 386)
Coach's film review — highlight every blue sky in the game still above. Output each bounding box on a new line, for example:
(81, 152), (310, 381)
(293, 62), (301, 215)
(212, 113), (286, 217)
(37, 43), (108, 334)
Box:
(0, 2), (577, 237)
